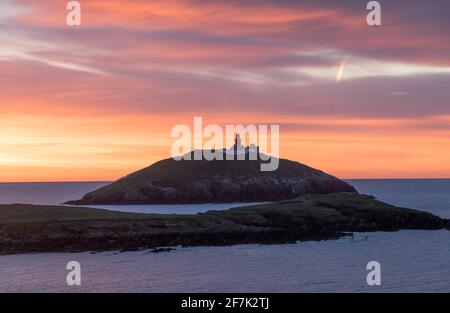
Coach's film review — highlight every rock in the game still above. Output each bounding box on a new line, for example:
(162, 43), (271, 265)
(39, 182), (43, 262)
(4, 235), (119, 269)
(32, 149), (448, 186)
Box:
(149, 247), (176, 253)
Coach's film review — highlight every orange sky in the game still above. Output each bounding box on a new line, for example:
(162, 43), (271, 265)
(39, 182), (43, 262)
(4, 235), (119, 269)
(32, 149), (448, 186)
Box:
(1, 0), (450, 181)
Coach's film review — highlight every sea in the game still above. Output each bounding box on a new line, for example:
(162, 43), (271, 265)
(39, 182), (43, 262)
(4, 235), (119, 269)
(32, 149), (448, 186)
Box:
(0, 179), (449, 293)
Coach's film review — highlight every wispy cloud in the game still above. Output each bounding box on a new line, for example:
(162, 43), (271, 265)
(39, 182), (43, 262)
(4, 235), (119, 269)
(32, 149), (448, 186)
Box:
(1, 0), (450, 180)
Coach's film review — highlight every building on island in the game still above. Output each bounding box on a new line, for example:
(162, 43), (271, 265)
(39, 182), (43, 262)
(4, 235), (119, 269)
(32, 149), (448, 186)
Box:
(225, 134), (259, 160)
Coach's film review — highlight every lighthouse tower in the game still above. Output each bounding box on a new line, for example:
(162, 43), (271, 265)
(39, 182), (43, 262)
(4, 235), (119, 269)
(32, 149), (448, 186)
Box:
(235, 134), (242, 148)
(234, 134), (245, 155)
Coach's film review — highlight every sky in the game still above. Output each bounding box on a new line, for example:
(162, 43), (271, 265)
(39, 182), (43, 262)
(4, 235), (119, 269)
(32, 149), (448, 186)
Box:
(0, 0), (449, 181)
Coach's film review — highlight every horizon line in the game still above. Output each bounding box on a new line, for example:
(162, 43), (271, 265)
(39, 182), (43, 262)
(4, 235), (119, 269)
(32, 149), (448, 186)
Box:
(1, 178), (450, 184)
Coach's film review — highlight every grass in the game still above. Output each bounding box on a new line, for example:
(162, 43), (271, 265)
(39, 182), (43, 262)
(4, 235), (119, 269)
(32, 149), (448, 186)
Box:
(0, 204), (153, 224)
(0, 193), (420, 225)
(228, 193), (416, 216)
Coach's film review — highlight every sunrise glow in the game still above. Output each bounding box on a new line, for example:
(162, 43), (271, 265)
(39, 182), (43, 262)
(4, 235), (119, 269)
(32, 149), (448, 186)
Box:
(1, 0), (449, 182)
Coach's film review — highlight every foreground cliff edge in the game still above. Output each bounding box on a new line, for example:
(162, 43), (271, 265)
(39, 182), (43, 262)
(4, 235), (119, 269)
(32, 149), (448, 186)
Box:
(1, 193), (448, 255)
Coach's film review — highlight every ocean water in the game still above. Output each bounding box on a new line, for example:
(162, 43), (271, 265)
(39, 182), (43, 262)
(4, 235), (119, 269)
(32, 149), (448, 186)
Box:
(0, 179), (449, 292)
(348, 179), (450, 219)
(0, 182), (261, 214)
(0, 182), (109, 206)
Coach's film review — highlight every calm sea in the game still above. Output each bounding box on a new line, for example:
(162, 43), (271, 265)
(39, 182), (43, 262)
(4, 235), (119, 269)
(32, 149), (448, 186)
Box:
(0, 181), (261, 214)
(0, 179), (449, 292)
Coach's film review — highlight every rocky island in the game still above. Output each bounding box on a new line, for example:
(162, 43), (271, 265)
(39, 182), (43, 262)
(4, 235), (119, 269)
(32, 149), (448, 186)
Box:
(66, 149), (356, 205)
(1, 193), (448, 255)
(3, 148), (448, 255)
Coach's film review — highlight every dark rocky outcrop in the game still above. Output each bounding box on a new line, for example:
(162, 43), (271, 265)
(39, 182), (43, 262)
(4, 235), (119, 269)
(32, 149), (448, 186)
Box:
(1, 193), (448, 255)
(66, 152), (357, 205)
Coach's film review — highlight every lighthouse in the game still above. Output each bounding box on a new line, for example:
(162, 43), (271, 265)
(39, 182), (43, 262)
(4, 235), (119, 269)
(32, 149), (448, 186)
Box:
(234, 134), (242, 149)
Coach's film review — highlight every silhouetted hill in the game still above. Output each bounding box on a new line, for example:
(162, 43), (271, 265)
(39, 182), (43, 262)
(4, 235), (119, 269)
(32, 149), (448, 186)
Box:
(66, 151), (357, 205)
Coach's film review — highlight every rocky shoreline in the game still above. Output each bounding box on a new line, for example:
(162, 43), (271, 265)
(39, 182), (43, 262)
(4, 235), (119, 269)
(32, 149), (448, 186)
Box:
(1, 193), (448, 255)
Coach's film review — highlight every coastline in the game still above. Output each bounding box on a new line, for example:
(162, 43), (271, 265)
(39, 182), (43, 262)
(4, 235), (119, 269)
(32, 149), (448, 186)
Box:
(1, 193), (448, 255)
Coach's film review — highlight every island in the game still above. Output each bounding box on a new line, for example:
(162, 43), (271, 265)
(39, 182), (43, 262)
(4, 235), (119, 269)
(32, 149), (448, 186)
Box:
(66, 147), (357, 205)
(1, 193), (448, 255)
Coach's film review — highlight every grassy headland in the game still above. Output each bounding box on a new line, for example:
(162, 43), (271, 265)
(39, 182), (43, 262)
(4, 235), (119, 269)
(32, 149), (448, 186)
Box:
(0, 193), (448, 255)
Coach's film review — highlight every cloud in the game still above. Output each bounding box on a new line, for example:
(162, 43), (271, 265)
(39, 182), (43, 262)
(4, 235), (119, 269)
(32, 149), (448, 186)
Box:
(1, 0), (450, 179)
